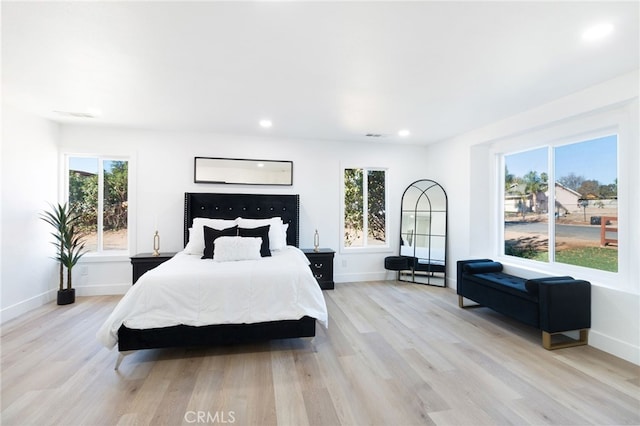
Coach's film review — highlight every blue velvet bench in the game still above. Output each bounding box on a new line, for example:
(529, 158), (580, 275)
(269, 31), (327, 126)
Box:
(457, 259), (591, 350)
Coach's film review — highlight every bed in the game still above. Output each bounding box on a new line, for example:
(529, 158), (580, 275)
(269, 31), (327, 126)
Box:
(97, 193), (328, 367)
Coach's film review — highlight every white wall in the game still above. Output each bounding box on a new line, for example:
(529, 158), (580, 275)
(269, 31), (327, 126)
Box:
(1, 104), (60, 322)
(429, 70), (640, 364)
(4, 71), (638, 364)
(58, 126), (432, 293)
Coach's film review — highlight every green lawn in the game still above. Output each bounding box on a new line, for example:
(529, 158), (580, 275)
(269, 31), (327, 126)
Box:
(533, 247), (618, 272)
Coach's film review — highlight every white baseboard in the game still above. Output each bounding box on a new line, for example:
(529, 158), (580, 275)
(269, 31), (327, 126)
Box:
(336, 272), (456, 286)
(335, 271), (388, 283)
(0, 284), (129, 325)
(0, 289), (56, 324)
(75, 283), (130, 297)
(589, 329), (640, 366)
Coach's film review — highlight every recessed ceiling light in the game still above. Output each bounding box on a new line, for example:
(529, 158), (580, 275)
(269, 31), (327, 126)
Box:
(259, 119), (272, 128)
(582, 23), (614, 41)
(398, 129), (411, 137)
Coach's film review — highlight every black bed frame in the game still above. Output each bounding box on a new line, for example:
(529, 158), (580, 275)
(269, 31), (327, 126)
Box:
(117, 192), (316, 352)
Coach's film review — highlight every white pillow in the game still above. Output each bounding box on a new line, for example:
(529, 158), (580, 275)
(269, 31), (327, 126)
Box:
(184, 217), (238, 255)
(213, 236), (262, 262)
(236, 217), (288, 250)
(281, 223), (289, 246)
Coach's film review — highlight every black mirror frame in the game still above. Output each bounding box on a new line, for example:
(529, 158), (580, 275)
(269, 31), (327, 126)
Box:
(194, 157), (293, 186)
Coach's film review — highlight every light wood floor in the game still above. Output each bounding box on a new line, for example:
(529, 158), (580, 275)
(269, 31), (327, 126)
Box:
(2, 281), (639, 426)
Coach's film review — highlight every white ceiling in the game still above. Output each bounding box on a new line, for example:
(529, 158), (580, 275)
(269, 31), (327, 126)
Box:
(2, 1), (638, 145)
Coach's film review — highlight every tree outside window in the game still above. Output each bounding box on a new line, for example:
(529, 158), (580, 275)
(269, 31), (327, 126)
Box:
(503, 135), (617, 272)
(68, 156), (129, 252)
(344, 168), (387, 248)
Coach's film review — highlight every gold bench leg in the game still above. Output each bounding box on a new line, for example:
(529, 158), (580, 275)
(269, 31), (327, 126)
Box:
(458, 295), (482, 309)
(542, 329), (589, 350)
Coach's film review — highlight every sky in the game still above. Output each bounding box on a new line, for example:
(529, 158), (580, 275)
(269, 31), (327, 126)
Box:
(69, 157), (119, 174)
(505, 134), (617, 185)
(69, 157), (98, 174)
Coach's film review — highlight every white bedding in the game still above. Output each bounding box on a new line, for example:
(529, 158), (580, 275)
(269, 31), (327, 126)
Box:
(97, 246), (328, 349)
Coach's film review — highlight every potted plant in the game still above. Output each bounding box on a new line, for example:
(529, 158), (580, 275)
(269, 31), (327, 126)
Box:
(41, 203), (87, 305)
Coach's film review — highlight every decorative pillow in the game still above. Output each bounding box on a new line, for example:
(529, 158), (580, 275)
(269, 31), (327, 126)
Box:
(184, 218), (237, 255)
(213, 236), (262, 262)
(281, 223), (289, 246)
(524, 276), (575, 295)
(238, 225), (271, 257)
(201, 225), (238, 259)
(463, 261), (503, 274)
(236, 217), (286, 250)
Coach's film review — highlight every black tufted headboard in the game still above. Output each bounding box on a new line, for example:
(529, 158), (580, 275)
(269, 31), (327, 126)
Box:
(184, 193), (300, 248)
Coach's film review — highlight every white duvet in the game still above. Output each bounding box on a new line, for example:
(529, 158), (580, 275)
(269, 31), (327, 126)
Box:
(97, 247), (328, 349)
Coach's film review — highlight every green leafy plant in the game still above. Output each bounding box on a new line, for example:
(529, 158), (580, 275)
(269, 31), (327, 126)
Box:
(41, 203), (87, 291)
(343, 168), (386, 247)
(504, 239), (540, 259)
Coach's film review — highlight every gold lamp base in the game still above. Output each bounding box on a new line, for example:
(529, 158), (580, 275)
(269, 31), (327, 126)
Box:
(152, 230), (160, 256)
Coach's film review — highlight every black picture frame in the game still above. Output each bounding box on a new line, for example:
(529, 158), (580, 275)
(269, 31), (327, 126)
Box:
(194, 157), (293, 186)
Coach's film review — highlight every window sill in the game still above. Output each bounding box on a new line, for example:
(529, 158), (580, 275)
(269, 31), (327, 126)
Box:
(79, 252), (130, 263)
(494, 254), (636, 294)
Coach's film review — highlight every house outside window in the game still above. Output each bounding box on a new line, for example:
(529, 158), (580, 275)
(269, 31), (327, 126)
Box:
(342, 167), (388, 250)
(502, 135), (618, 272)
(67, 155), (129, 253)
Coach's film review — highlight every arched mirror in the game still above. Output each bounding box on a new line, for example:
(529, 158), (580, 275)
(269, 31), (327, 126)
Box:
(399, 179), (448, 286)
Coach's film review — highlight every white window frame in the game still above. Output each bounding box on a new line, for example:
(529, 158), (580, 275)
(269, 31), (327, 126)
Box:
(490, 104), (632, 292)
(500, 134), (617, 261)
(62, 153), (135, 259)
(340, 165), (390, 253)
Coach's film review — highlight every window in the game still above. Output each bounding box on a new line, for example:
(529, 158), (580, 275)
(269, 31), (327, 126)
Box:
(503, 135), (617, 272)
(343, 167), (388, 249)
(67, 156), (129, 253)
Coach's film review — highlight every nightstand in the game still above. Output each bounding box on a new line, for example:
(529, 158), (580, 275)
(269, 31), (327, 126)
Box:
(130, 252), (176, 284)
(302, 248), (335, 290)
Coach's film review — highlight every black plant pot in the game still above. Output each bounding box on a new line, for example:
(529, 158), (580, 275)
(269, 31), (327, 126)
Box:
(57, 288), (75, 305)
